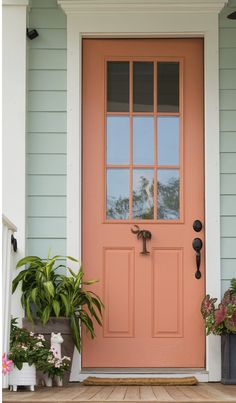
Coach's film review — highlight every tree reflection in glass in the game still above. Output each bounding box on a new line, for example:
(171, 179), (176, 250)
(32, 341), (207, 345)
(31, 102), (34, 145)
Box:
(133, 170), (154, 219)
(107, 169), (129, 220)
(106, 169), (180, 220)
(158, 170), (179, 219)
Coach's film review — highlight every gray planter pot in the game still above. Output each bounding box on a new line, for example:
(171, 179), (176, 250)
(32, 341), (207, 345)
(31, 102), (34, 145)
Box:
(23, 317), (75, 385)
(221, 333), (236, 385)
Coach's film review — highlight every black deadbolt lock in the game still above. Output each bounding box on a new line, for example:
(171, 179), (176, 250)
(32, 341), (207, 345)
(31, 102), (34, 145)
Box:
(193, 219), (203, 232)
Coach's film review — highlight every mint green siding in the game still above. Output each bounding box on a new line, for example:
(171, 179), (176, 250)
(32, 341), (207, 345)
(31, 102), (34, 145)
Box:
(27, 1), (236, 287)
(27, 0), (66, 258)
(220, 0), (236, 294)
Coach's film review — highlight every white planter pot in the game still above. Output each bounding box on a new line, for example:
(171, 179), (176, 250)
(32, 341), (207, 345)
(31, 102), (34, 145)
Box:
(9, 363), (36, 391)
(43, 373), (53, 387)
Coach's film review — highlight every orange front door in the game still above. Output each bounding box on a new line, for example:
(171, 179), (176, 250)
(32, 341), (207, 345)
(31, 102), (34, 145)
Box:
(82, 39), (205, 368)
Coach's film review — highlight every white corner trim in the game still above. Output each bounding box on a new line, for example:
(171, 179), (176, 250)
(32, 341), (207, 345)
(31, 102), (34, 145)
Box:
(63, 1), (224, 382)
(3, 0), (29, 5)
(58, 0), (226, 14)
(2, 0), (27, 327)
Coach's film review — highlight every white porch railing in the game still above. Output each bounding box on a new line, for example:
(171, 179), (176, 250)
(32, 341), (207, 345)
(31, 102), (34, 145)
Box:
(2, 215), (17, 388)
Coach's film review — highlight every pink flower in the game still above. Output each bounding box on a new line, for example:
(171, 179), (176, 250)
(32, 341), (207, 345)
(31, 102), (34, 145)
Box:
(54, 361), (62, 368)
(2, 354), (12, 375)
(62, 356), (71, 361)
(37, 334), (45, 341)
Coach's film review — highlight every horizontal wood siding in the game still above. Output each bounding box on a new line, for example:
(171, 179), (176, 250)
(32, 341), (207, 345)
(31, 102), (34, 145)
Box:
(220, 0), (236, 294)
(27, 0), (67, 259)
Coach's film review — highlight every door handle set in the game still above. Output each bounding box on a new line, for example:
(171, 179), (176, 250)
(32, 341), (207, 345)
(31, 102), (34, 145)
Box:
(131, 220), (203, 280)
(131, 225), (152, 255)
(192, 220), (203, 280)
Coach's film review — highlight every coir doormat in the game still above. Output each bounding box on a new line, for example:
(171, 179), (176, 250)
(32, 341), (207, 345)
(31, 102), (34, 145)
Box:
(83, 376), (198, 386)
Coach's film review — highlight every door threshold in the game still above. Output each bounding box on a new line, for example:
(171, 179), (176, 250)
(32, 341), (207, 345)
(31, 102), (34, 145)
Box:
(82, 367), (207, 374)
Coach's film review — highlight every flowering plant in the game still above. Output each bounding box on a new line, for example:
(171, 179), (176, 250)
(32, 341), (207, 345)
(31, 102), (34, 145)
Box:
(201, 278), (236, 335)
(9, 319), (49, 370)
(37, 347), (71, 378)
(9, 319), (71, 379)
(2, 354), (12, 375)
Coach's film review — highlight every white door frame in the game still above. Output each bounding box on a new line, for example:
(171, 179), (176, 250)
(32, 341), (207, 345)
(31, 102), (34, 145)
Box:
(58, 0), (226, 382)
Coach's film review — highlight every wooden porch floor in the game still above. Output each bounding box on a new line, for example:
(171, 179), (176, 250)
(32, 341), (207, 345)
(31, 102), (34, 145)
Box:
(2, 383), (236, 403)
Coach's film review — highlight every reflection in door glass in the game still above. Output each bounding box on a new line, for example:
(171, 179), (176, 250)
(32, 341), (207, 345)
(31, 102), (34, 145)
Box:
(107, 169), (129, 220)
(157, 62), (179, 112)
(158, 117), (179, 166)
(133, 169), (154, 219)
(107, 116), (130, 164)
(157, 170), (179, 219)
(107, 62), (129, 112)
(133, 117), (154, 165)
(133, 62), (154, 112)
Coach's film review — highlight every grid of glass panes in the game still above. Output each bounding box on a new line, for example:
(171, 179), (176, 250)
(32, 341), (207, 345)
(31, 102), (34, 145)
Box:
(106, 61), (180, 221)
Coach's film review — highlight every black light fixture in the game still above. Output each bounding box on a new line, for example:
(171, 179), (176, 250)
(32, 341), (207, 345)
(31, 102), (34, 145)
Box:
(227, 11), (236, 19)
(27, 28), (39, 40)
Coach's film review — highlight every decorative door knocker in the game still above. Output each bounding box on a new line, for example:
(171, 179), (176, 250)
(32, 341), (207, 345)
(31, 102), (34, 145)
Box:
(131, 225), (152, 255)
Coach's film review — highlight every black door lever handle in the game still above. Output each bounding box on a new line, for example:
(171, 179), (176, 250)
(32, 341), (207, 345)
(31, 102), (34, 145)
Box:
(192, 238), (203, 279)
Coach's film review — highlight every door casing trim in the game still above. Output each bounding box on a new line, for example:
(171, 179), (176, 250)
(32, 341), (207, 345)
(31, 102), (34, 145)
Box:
(58, 1), (225, 382)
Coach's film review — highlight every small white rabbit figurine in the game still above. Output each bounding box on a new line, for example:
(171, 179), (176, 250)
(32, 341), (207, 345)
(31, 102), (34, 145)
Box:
(50, 332), (64, 387)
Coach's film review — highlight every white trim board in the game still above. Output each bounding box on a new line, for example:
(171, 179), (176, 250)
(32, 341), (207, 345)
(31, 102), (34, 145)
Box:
(58, 0), (225, 382)
(58, 0), (226, 13)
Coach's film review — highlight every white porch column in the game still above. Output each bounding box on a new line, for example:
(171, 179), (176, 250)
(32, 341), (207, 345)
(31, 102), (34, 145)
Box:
(2, 0), (28, 324)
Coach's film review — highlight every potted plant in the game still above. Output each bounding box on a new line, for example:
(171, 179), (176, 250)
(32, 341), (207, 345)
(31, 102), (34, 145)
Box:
(8, 320), (71, 389)
(37, 347), (71, 387)
(8, 319), (39, 391)
(201, 278), (236, 384)
(12, 254), (104, 383)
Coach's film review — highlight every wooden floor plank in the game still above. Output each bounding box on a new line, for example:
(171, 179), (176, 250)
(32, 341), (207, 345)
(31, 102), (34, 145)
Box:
(40, 386), (87, 401)
(198, 384), (234, 401)
(211, 383), (236, 399)
(176, 385), (211, 400)
(165, 386), (191, 401)
(105, 386), (127, 401)
(152, 386), (174, 401)
(71, 386), (103, 401)
(124, 386), (140, 401)
(139, 386), (157, 401)
(2, 391), (34, 401)
(89, 386), (114, 401)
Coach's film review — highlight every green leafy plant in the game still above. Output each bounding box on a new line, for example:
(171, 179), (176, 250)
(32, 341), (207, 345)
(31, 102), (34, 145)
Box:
(201, 278), (236, 335)
(12, 255), (104, 352)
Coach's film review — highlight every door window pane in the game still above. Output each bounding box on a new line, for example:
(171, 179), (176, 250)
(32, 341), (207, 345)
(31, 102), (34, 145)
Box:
(107, 169), (129, 220)
(133, 62), (154, 112)
(157, 170), (179, 219)
(133, 169), (154, 219)
(157, 62), (179, 112)
(107, 62), (129, 112)
(107, 116), (130, 164)
(133, 117), (154, 165)
(158, 117), (179, 165)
